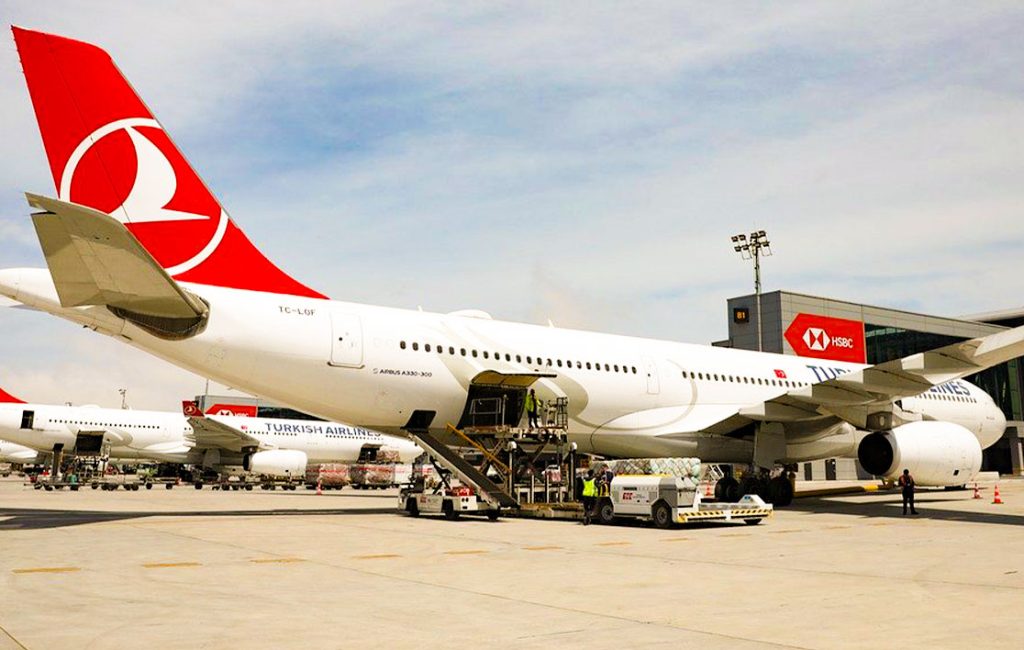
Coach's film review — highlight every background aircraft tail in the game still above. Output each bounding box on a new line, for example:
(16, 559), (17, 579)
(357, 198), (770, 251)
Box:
(12, 26), (324, 299)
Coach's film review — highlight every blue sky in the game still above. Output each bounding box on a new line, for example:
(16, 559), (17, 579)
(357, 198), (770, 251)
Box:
(1, 2), (1024, 409)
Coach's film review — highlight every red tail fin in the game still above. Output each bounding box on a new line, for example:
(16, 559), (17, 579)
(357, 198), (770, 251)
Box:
(12, 26), (325, 299)
(0, 387), (25, 403)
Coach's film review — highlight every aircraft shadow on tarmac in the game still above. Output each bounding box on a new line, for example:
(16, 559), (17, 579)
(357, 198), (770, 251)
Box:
(0, 506), (398, 531)
(789, 490), (1024, 527)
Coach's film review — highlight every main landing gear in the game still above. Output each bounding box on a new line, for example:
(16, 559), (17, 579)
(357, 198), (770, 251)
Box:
(714, 470), (794, 507)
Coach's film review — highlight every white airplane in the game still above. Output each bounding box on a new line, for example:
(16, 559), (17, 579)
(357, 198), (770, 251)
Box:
(0, 440), (39, 464)
(1, 27), (1020, 504)
(0, 385), (420, 478)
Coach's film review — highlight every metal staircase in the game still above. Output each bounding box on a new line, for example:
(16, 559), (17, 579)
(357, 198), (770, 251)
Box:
(406, 428), (520, 510)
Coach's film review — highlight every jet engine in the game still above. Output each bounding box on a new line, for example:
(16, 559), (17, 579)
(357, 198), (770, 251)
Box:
(243, 450), (308, 478)
(857, 421), (982, 486)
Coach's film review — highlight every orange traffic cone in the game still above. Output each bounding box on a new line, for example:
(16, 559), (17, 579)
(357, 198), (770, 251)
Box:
(973, 483), (981, 499)
(316, 479), (323, 496)
(992, 484), (1003, 505)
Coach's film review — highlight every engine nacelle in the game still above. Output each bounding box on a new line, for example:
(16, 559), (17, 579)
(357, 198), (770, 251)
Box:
(857, 421), (982, 486)
(244, 450), (308, 478)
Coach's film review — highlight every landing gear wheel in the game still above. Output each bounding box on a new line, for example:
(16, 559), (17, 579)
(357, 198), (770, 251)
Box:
(442, 501), (459, 520)
(737, 477), (758, 500)
(652, 501), (674, 529)
(715, 477), (740, 503)
(486, 509), (500, 521)
(597, 499), (616, 525)
(769, 477), (794, 507)
(166, 483), (174, 490)
(146, 483), (153, 490)
(744, 518), (763, 525)
(194, 482), (203, 490)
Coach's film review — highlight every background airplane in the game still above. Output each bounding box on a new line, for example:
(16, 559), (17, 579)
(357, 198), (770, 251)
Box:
(1, 27), (1021, 505)
(0, 384), (421, 479)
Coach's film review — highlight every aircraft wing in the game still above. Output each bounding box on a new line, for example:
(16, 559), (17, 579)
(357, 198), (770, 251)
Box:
(187, 416), (269, 453)
(26, 194), (207, 320)
(739, 322), (1024, 429)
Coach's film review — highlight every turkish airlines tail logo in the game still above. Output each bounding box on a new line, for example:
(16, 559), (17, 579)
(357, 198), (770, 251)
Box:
(12, 26), (325, 299)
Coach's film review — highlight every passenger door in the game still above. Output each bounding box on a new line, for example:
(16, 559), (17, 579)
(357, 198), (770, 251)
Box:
(642, 357), (660, 395)
(329, 311), (364, 368)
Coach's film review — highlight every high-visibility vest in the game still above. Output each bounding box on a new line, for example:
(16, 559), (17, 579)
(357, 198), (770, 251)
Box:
(525, 394), (536, 412)
(582, 478), (596, 497)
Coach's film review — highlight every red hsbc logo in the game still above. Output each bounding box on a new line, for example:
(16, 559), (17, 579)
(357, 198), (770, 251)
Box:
(784, 313), (866, 363)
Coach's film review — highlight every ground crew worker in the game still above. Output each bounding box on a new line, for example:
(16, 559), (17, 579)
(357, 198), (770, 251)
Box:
(581, 470), (597, 525)
(526, 388), (539, 430)
(899, 468), (918, 515)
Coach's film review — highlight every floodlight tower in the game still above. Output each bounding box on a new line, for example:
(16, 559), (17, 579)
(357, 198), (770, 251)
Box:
(731, 230), (772, 352)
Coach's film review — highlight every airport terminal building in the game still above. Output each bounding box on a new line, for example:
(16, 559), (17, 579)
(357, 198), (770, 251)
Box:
(716, 290), (1024, 476)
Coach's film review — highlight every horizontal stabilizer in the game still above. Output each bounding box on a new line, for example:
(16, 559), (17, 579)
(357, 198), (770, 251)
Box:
(27, 193), (207, 321)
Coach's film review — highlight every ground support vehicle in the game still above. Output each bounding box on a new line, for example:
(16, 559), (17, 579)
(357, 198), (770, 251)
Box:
(139, 476), (180, 490)
(596, 475), (773, 528)
(399, 485), (501, 521)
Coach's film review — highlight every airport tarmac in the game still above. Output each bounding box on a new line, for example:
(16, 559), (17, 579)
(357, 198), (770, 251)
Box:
(1, 478), (1022, 650)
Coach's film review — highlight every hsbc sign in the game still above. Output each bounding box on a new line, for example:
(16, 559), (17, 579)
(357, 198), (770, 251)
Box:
(785, 313), (866, 363)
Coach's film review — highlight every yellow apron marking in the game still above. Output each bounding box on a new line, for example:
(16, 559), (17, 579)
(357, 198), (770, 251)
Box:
(142, 562), (201, 569)
(523, 545), (563, 551)
(12, 567), (80, 574)
(353, 554), (402, 560)
(444, 550), (489, 555)
(594, 541), (631, 547)
(661, 537), (691, 542)
(250, 558), (305, 564)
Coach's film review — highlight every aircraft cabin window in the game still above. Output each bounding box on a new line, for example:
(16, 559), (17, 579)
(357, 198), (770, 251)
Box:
(576, 361), (582, 369)
(449, 346), (455, 355)
(425, 344), (431, 352)
(516, 355), (522, 363)
(461, 348), (466, 356)
(412, 342), (419, 351)
(586, 362), (591, 370)
(483, 351), (489, 359)
(526, 356), (532, 364)
(472, 350), (478, 358)
(505, 353), (511, 361)
(604, 364), (610, 371)
(557, 359), (563, 367)
(614, 365), (620, 372)
(400, 341), (407, 350)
